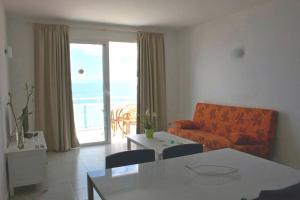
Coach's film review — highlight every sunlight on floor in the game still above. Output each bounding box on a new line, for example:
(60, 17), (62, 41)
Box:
(76, 125), (136, 145)
(76, 129), (105, 144)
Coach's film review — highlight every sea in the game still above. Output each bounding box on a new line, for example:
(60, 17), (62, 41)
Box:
(72, 81), (136, 130)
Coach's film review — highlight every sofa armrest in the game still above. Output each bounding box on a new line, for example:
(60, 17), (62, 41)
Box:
(174, 120), (199, 129)
(228, 132), (265, 145)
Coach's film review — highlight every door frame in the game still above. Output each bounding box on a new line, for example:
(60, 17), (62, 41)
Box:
(70, 41), (111, 146)
(102, 42), (111, 144)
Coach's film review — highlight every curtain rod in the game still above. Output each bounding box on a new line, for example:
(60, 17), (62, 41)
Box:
(24, 18), (167, 34)
(69, 25), (167, 35)
(69, 24), (140, 33)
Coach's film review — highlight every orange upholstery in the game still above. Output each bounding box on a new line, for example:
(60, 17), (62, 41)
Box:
(227, 132), (264, 145)
(174, 120), (200, 129)
(233, 145), (271, 158)
(168, 103), (278, 159)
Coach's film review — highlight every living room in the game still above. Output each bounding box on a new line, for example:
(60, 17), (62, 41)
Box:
(1, 0), (300, 200)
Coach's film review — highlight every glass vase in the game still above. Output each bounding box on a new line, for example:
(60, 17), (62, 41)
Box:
(22, 106), (29, 133)
(16, 125), (24, 149)
(145, 128), (154, 139)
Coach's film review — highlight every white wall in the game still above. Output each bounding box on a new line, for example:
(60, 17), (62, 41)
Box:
(177, 0), (300, 168)
(7, 18), (35, 130)
(0, 0), (9, 199)
(164, 32), (180, 126)
(7, 18), (179, 130)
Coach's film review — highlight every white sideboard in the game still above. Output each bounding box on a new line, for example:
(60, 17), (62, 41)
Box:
(6, 131), (48, 196)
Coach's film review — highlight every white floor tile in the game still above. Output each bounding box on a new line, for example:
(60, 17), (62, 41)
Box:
(12, 141), (128, 200)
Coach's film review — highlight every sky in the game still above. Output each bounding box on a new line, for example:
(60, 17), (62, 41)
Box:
(70, 42), (137, 101)
(70, 42), (137, 83)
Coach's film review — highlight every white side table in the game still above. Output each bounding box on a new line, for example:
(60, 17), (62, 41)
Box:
(6, 131), (48, 196)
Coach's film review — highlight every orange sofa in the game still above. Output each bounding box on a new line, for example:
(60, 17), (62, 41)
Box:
(168, 103), (278, 158)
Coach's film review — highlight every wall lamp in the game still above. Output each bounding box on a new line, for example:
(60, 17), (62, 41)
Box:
(4, 46), (13, 58)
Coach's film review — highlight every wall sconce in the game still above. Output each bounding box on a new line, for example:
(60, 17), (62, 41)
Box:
(232, 47), (245, 59)
(4, 46), (13, 58)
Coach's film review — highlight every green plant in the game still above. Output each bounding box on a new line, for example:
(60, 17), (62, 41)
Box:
(141, 109), (157, 130)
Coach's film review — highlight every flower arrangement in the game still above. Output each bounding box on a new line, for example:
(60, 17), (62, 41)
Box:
(141, 109), (157, 138)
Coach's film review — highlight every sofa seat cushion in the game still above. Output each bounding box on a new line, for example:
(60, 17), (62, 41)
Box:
(168, 128), (203, 141)
(227, 132), (265, 145)
(168, 128), (232, 150)
(191, 132), (233, 150)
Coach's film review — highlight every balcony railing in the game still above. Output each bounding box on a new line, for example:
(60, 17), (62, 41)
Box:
(72, 97), (136, 131)
(73, 97), (104, 130)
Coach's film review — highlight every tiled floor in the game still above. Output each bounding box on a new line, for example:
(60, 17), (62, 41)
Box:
(11, 141), (137, 200)
(76, 129), (105, 144)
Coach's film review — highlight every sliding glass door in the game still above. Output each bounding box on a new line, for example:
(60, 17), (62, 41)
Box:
(70, 41), (137, 145)
(70, 43), (110, 145)
(109, 42), (137, 142)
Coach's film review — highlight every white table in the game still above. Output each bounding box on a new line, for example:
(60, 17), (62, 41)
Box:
(87, 148), (300, 200)
(126, 131), (197, 159)
(6, 131), (48, 196)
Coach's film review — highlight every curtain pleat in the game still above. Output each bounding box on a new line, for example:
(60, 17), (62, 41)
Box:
(34, 23), (79, 151)
(137, 31), (167, 133)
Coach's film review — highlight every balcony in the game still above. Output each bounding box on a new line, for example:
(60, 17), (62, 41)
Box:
(73, 97), (136, 144)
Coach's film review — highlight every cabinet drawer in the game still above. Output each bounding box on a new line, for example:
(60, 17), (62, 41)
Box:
(8, 151), (47, 187)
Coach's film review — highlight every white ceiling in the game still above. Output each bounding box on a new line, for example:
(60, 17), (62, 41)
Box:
(4, 0), (269, 29)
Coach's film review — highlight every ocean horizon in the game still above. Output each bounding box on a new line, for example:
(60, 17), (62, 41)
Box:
(72, 81), (136, 129)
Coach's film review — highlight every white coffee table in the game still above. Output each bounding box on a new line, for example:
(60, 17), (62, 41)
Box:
(126, 131), (197, 159)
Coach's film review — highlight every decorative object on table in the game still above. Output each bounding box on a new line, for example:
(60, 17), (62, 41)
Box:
(16, 121), (24, 149)
(145, 128), (154, 139)
(141, 109), (157, 139)
(7, 83), (34, 149)
(24, 132), (39, 139)
(21, 84), (34, 133)
(185, 164), (239, 176)
(7, 93), (24, 149)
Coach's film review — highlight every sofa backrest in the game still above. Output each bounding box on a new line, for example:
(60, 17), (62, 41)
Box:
(193, 103), (277, 143)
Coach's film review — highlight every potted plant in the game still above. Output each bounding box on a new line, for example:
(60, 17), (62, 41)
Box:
(142, 109), (157, 139)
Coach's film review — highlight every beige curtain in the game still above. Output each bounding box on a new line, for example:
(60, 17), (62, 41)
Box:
(34, 23), (79, 151)
(137, 31), (167, 133)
